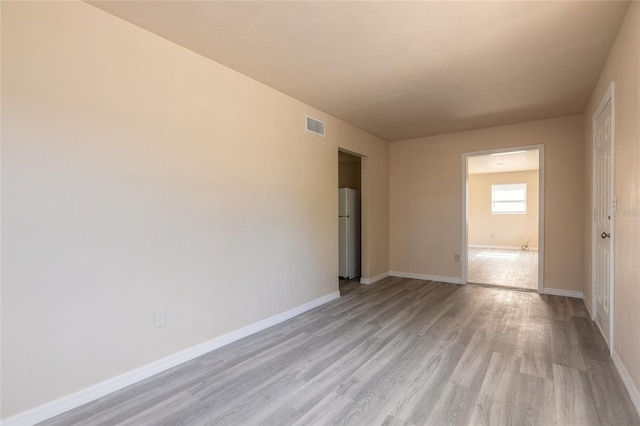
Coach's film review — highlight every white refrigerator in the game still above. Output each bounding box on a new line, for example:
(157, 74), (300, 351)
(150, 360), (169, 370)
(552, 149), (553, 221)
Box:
(339, 188), (361, 279)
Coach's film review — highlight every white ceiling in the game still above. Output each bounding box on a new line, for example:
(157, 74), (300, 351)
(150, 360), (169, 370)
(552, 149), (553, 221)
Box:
(468, 149), (540, 175)
(88, 1), (630, 142)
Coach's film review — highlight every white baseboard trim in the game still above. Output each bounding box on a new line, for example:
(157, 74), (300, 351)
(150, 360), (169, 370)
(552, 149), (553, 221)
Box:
(360, 271), (389, 285)
(469, 244), (538, 251)
(612, 350), (640, 417)
(542, 288), (583, 299)
(583, 296), (594, 318)
(1, 291), (340, 426)
(389, 271), (461, 285)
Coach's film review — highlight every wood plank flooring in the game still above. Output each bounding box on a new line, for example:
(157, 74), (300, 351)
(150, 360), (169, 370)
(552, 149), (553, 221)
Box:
(468, 247), (538, 290)
(40, 278), (639, 426)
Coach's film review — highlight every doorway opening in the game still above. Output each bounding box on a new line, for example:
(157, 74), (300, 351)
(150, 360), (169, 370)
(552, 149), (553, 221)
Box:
(462, 147), (544, 292)
(338, 151), (362, 294)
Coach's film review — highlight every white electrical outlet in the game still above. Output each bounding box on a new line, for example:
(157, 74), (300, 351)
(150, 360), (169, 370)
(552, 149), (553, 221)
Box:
(154, 309), (166, 328)
(454, 254), (460, 262)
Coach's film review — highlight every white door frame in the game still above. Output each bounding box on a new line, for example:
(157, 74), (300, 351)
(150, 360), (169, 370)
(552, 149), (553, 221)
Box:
(461, 145), (545, 293)
(591, 82), (615, 354)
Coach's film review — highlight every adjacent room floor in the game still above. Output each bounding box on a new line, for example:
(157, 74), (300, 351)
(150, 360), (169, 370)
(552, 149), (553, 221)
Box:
(40, 278), (638, 426)
(467, 247), (538, 290)
(339, 277), (361, 295)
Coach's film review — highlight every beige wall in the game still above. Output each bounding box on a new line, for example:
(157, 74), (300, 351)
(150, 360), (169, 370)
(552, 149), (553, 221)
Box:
(339, 162), (361, 190)
(338, 155), (361, 190)
(584, 2), (640, 398)
(390, 115), (584, 290)
(0, 1), (389, 418)
(468, 170), (539, 249)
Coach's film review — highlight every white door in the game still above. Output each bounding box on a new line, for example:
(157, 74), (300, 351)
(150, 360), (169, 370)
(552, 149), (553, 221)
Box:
(594, 98), (613, 347)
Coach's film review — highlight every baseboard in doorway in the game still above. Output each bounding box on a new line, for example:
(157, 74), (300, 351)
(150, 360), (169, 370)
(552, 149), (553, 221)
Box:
(612, 350), (640, 417)
(360, 271), (389, 285)
(389, 271), (462, 285)
(542, 288), (583, 299)
(1, 291), (341, 426)
(469, 244), (539, 251)
(583, 295), (594, 318)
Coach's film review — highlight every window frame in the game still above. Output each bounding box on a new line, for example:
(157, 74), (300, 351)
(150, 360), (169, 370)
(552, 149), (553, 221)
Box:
(491, 183), (527, 215)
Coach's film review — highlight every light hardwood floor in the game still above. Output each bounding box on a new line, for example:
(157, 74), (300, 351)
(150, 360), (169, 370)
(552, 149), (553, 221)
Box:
(468, 247), (538, 290)
(40, 278), (639, 426)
